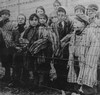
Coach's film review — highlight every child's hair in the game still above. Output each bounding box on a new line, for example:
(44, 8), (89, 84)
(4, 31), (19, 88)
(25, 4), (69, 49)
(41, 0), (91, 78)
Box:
(39, 14), (48, 23)
(53, 0), (61, 6)
(36, 6), (45, 14)
(57, 7), (66, 14)
(29, 13), (39, 21)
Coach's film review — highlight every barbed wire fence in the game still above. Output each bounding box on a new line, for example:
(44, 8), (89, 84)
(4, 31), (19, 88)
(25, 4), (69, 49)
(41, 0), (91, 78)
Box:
(0, 0), (54, 23)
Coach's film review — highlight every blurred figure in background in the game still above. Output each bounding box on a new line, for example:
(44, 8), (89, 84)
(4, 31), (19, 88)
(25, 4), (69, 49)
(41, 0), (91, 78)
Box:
(48, 0), (61, 27)
(53, 0), (61, 15)
(36, 6), (45, 17)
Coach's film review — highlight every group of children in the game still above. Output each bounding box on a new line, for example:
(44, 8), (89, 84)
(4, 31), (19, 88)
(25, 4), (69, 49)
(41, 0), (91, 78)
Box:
(0, 0), (100, 95)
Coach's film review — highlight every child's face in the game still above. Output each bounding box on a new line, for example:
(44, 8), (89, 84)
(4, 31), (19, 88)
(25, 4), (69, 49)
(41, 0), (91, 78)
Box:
(51, 15), (58, 23)
(17, 15), (26, 25)
(58, 12), (66, 21)
(29, 17), (38, 26)
(54, 3), (60, 11)
(1, 14), (10, 20)
(39, 16), (46, 24)
(73, 19), (84, 30)
(75, 9), (84, 16)
(87, 9), (96, 19)
(36, 8), (44, 16)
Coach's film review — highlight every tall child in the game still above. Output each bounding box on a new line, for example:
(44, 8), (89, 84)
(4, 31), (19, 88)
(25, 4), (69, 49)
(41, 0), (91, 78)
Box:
(54, 7), (73, 90)
(22, 13), (39, 89)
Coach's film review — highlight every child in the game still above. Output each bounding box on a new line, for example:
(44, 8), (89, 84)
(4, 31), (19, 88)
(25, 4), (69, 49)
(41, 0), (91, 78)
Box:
(38, 14), (49, 39)
(22, 13), (39, 89)
(57, 7), (73, 39)
(49, 0), (61, 26)
(74, 5), (85, 17)
(53, 0), (61, 12)
(8, 14), (27, 88)
(36, 6), (45, 16)
(48, 11), (58, 27)
(86, 4), (98, 24)
(68, 15), (89, 93)
(23, 13), (39, 44)
(69, 15), (99, 95)
(53, 7), (74, 90)
(37, 13), (53, 86)
(39, 13), (48, 26)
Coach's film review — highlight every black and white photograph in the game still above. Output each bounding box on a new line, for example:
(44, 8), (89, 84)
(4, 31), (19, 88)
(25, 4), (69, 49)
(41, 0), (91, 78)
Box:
(0, 0), (100, 95)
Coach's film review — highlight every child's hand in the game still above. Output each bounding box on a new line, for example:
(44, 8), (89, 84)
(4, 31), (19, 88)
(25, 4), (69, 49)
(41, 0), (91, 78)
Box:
(50, 68), (57, 81)
(0, 67), (5, 79)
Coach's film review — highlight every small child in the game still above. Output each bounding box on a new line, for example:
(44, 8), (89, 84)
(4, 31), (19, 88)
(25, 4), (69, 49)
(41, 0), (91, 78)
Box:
(38, 14), (51, 86)
(39, 14), (48, 26)
(48, 12), (58, 27)
(38, 14), (49, 38)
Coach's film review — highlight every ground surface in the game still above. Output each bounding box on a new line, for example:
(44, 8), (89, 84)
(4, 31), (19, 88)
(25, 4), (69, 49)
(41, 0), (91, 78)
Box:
(0, 82), (65, 95)
(0, 82), (100, 95)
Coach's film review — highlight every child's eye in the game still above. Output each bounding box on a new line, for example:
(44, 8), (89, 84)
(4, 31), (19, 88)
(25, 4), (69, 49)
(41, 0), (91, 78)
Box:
(35, 19), (38, 21)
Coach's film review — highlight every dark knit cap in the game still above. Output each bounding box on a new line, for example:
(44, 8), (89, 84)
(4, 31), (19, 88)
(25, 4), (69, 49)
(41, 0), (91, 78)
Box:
(0, 9), (10, 17)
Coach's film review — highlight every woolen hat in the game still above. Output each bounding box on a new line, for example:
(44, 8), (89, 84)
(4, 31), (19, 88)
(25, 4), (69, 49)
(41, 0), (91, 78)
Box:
(74, 5), (85, 13)
(87, 4), (99, 11)
(0, 9), (10, 17)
